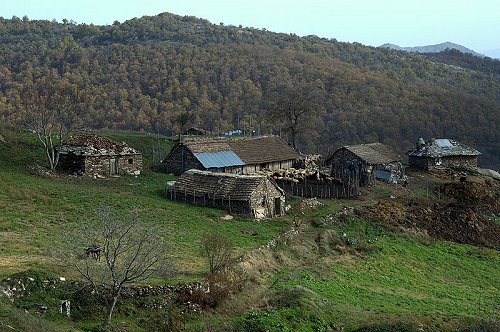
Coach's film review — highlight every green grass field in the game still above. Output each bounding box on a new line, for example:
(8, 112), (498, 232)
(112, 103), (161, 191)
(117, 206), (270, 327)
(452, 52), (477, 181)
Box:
(0, 128), (288, 279)
(192, 204), (499, 331)
(1, 128), (499, 331)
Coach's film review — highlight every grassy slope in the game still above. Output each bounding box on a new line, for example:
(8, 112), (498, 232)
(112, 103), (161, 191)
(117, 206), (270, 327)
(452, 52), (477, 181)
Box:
(0, 129), (288, 279)
(195, 203), (499, 331)
(1, 129), (499, 331)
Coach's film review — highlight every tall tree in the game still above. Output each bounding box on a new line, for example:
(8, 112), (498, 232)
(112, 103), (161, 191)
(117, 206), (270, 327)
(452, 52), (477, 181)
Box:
(172, 108), (195, 141)
(267, 85), (324, 150)
(17, 78), (86, 169)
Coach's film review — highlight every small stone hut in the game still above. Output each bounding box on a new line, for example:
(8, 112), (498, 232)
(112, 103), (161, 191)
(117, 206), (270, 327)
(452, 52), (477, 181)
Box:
(57, 135), (142, 177)
(167, 169), (286, 218)
(407, 138), (481, 170)
(327, 143), (403, 186)
(162, 136), (300, 175)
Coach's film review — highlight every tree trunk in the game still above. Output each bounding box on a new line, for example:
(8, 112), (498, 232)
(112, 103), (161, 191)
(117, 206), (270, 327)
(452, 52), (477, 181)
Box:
(291, 130), (297, 149)
(103, 295), (118, 325)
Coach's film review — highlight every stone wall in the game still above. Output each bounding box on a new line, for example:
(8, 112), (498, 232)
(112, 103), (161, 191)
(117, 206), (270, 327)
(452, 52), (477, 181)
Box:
(118, 154), (143, 175)
(83, 154), (142, 177)
(409, 155), (478, 170)
(249, 181), (285, 217)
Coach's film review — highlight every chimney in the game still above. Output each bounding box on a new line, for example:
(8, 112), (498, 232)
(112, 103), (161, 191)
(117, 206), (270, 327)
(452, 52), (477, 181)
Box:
(416, 138), (425, 150)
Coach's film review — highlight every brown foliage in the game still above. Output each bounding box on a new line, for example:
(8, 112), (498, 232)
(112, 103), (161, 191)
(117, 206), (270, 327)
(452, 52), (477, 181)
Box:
(178, 270), (243, 309)
(202, 233), (234, 274)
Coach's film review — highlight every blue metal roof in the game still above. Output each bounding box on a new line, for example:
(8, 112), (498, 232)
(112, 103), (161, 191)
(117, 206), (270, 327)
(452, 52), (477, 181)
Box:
(193, 151), (245, 168)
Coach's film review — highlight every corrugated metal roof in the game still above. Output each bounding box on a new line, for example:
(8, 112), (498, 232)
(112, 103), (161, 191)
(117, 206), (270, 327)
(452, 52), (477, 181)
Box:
(193, 151), (245, 168)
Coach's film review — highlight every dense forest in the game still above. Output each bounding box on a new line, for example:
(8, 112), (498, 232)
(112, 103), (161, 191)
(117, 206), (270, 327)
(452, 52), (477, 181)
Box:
(0, 13), (498, 168)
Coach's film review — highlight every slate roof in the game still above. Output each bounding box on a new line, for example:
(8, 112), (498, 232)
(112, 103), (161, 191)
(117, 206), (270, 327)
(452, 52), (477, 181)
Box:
(407, 138), (481, 158)
(164, 136), (300, 168)
(172, 169), (282, 200)
(58, 135), (141, 156)
(340, 143), (402, 164)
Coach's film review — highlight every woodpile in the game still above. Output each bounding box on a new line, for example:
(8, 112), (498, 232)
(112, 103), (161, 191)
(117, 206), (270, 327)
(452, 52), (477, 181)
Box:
(252, 154), (332, 183)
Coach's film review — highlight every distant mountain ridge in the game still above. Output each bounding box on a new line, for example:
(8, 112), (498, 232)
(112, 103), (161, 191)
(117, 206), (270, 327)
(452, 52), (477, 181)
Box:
(380, 42), (483, 57)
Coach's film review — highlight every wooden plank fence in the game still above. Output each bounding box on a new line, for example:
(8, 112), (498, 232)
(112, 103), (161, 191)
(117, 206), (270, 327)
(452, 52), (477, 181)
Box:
(275, 168), (360, 199)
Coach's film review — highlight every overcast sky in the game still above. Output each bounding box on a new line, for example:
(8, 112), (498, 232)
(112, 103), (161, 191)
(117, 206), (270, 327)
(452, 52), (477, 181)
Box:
(2, 0), (499, 52)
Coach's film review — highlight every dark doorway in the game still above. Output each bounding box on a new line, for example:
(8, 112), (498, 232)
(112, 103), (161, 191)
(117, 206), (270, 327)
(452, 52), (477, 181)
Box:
(274, 197), (281, 216)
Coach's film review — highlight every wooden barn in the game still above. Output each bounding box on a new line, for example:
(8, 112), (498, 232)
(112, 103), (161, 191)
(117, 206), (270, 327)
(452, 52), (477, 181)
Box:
(161, 136), (300, 175)
(407, 138), (481, 170)
(167, 170), (286, 218)
(327, 143), (403, 186)
(57, 135), (142, 177)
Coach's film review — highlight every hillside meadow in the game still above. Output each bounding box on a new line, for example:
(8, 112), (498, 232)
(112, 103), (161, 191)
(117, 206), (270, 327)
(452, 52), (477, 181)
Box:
(0, 128), (498, 331)
(0, 128), (288, 279)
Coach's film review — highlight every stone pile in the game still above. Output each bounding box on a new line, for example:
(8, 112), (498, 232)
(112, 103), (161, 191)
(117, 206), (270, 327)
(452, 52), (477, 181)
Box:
(299, 197), (324, 210)
(321, 206), (355, 224)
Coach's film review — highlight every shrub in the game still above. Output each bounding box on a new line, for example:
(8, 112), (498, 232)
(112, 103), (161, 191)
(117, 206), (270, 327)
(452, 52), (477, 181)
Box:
(178, 270), (243, 309)
(269, 287), (304, 309)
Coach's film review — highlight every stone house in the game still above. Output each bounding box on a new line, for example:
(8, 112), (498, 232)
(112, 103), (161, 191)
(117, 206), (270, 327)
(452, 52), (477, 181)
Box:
(57, 135), (142, 177)
(407, 138), (481, 170)
(167, 169), (286, 218)
(161, 136), (300, 175)
(326, 143), (404, 186)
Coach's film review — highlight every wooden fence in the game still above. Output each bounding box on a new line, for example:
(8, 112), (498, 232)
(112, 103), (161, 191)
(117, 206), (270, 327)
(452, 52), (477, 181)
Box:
(275, 174), (360, 199)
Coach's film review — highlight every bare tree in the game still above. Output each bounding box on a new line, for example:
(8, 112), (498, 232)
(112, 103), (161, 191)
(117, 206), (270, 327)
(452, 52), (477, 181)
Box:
(202, 233), (233, 274)
(55, 206), (175, 326)
(267, 85), (324, 150)
(16, 78), (85, 170)
(173, 109), (195, 141)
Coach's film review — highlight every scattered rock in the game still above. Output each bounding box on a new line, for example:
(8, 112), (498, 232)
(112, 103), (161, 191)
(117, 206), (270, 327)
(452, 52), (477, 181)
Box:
(220, 214), (233, 220)
(300, 198), (324, 210)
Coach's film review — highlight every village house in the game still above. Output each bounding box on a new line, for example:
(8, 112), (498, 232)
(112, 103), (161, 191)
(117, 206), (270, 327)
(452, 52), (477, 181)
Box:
(167, 169), (286, 218)
(161, 136), (301, 175)
(183, 127), (209, 136)
(406, 138), (481, 170)
(327, 142), (404, 186)
(57, 135), (142, 177)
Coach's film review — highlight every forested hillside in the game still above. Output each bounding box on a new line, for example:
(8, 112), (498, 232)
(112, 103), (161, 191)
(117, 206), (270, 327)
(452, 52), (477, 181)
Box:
(0, 13), (498, 168)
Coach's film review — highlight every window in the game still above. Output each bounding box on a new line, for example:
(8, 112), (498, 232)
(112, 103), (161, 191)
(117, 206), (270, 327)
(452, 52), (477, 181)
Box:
(128, 158), (134, 164)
